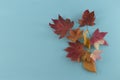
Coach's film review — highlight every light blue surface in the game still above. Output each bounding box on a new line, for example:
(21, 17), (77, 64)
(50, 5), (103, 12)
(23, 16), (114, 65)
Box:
(0, 0), (119, 80)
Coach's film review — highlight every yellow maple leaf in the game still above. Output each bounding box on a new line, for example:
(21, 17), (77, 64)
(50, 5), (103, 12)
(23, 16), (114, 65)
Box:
(83, 30), (91, 49)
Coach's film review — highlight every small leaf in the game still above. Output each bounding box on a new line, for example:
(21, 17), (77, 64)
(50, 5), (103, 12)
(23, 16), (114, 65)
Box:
(93, 39), (104, 49)
(81, 51), (96, 72)
(83, 30), (91, 49)
(79, 10), (95, 27)
(81, 51), (93, 62)
(90, 28), (108, 45)
(67, 28), (83, 42)
(90, 50), (102, 61)
(94, 42), (100, 50)
(49, 15), (74, 38)
(65, 41), (85, 62)
(83, 61), (96, 72)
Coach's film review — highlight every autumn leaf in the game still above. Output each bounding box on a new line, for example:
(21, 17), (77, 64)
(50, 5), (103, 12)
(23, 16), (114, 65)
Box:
(79, 10), (95, 27)
(65, 41), (85, 62)
(83, 61), (96, 72)
(94, 39), (107, 50)
(82, 51), (96, 72)
(90, 28), (108, 46)
(49, 15), (74, 39)
(67, 28), (83, 42)
(83, 30), (91, 49)
(81, 51), (93, 62)
(90, 50), (102, 61)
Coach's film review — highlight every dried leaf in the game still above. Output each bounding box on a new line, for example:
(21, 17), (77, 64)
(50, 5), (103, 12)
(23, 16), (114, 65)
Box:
(83, 30), (91, 49)
(94, 42), (100, 50)
(90, 28), (108, 45)
(67, 28), (83, 42)
(79, 10), (95, 27)
(90, 50), (102, 61)
(65, 41), (85, 62)
(81, 51), (93, 62)
(94, 39), (106, 50)
(49, 15), (74, 38)
(83, 61), (96, 72)
(81, 51), (96, 72)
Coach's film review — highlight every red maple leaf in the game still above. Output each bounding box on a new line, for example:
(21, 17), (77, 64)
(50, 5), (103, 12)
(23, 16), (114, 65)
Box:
(65, 41), (85, 62)
(79, 10), (95, 27)
(49, 15), (74, 39)
(90, 28), (108, 45)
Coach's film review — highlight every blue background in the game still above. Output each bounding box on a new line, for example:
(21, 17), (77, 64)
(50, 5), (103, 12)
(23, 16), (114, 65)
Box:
(0, 0), (119, 80)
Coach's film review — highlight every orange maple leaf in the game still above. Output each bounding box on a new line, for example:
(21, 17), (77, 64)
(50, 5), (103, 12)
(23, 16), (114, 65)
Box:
(67, 28), (83, 42)
(83, 61), (96, 72)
